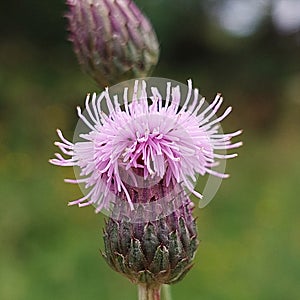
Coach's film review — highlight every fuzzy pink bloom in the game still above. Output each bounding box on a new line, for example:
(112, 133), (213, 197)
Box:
(50, 79), (242, 212)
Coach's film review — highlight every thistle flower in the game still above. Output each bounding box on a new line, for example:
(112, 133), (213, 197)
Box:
(66, 0), (160, 87)
(50, 78), (242, 294)
(50, 79), (241, 212)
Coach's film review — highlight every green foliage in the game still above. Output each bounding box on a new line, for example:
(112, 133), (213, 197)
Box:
(1, 1), (300, 299)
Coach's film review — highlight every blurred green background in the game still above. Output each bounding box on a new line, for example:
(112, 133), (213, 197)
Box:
(1, 0), (300, 299)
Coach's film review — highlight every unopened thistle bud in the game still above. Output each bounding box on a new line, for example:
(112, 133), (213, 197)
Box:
(65, 0), (160, 87)
(50, 79), (242, 294)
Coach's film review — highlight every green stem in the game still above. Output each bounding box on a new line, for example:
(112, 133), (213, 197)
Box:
(162, 285), (172, 300)
(138, 285), (161, 300)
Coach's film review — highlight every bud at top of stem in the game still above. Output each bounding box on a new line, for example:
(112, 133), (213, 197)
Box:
(66, 0), (160, 87)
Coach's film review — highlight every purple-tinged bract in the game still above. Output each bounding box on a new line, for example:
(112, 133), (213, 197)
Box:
(103, 183), (198, 287)
(65, 0), (159, 87)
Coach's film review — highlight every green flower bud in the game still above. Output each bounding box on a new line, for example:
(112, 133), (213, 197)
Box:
(66, 0), (160, 87)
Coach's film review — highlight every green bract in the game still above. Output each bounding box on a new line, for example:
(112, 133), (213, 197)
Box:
(66, 0), (160, 87)
(103, 193), (198, 288)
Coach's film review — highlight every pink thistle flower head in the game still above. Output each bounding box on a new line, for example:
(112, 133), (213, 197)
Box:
(50, 78), (242, 217)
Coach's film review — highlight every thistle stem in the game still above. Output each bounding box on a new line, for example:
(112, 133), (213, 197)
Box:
(162, 285), (172, 300)
(138, 285), (161, 300)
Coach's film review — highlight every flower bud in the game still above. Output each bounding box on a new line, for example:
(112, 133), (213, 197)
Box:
(66, 0), (160, 87)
